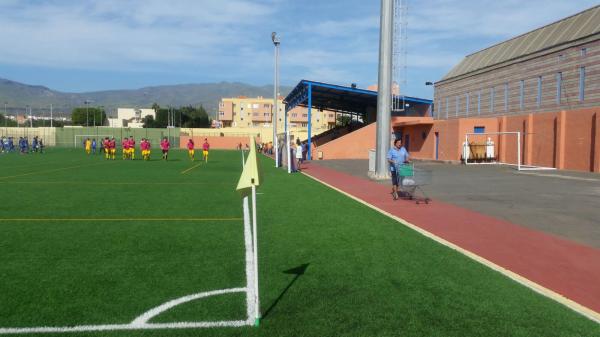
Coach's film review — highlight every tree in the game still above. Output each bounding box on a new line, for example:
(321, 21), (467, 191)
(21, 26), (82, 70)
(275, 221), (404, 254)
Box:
(336, 114), (352, 127)
(71, 107), (106, 126)
(142, 115), (156, 128)
(0, 113), (17, 127)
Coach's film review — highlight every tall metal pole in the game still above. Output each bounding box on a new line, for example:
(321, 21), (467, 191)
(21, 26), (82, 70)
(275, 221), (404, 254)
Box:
(4, 102), (7, 128)
(50, 104), (53, 128)
(272, 32), (280, 167)
(374, 0), (394, 179)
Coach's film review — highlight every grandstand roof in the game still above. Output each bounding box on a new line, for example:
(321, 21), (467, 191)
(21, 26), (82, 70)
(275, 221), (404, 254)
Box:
(284, 80), (431, 115)
(440, 5), (600, 82)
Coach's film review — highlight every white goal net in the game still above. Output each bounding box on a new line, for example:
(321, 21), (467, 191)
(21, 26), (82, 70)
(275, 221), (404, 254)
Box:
(464, 131), (555, 171)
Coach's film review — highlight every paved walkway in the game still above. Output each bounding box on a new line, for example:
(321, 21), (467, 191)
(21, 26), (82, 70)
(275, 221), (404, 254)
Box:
(301, 161), (600, 321)
(313, 159), (600, 249)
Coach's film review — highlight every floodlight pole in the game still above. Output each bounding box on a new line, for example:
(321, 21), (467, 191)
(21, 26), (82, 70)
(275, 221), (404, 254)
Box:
(374, 0), (394, 179)
(272, 32), (280, 167)
(50, 104), (53, 128)
(4, 102), (7, 128)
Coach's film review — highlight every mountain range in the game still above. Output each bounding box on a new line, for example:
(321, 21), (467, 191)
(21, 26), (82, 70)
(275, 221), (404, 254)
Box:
(0, 77), (292, 117)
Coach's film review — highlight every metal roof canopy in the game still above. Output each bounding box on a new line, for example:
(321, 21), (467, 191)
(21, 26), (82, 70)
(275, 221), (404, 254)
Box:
(284, 79), (431, 114)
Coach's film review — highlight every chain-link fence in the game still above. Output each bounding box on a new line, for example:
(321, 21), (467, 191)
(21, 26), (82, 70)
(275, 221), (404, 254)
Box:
(0, 127), (180, 149)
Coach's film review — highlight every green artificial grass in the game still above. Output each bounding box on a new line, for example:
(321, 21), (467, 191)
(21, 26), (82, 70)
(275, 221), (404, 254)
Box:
(0, 148), (598, 337)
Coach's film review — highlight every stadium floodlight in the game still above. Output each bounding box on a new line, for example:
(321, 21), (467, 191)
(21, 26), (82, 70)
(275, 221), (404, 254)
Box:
(272, 32), (280, 168)
(425, 81), (433, 86)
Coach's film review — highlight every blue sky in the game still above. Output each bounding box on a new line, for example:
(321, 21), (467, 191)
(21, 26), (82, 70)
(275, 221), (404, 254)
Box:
(0, 0), (597, 99)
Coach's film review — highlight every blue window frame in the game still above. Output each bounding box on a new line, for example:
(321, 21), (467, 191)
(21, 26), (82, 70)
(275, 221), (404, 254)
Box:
(519, 80), (524, 109)
(474, 126), (485, 134)
(556, 72), (562, 104)
(504, 83), (509, 112)
(490, 87), (495, 113)
(579, 67), (585, 102)
(537, 76), (542, 108)
(466, 93), (470, 116)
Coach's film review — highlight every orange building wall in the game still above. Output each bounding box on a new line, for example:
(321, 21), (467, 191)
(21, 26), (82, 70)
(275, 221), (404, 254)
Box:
(530, 112), (556, 168)
(319, 107), (600, 173)
(564, 109), (596, 171)
(315, 123), (377, 159)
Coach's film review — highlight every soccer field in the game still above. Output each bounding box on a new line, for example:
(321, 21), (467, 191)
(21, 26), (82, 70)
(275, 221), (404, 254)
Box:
(0, 149), (598, 337)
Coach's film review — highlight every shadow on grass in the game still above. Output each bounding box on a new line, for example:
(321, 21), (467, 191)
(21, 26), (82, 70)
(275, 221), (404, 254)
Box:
(262, 263), (309, 320)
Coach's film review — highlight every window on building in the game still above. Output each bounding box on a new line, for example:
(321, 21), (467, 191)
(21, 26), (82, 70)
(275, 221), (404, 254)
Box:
(579, 67), (585, 102)
(466, 93), (470, 116)
(445, 97), (449, 119)
(581, 48), (587, 57)
(302, 114), (308, 117)
(292, 113), (297, 117)
(519, 80), (524, 109)
(558, 54), (565, 62)
(474, 126), (485, 134)
(556, 72), (562, 104)
(253, 104), (259, 109)
(263, 113), (269, 117)
(219, 112), (224, 116)
(301, 123), (308, 127)
(247, 104), (252, 109)
(263, 104), (270, 108)
(490, 87), (495, 113)
(537, 76), (542, 108)
(477, 90), (481, 115)
(329, 114), (334, 118)
(455, 96), (459, 116)
(504, 83), (509, 112)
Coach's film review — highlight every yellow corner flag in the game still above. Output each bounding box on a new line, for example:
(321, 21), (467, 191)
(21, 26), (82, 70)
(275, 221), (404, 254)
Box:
(236, 137), (261, 197)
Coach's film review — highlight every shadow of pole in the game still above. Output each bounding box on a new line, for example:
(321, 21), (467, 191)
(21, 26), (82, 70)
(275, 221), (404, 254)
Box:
(261, 263), (309, 320)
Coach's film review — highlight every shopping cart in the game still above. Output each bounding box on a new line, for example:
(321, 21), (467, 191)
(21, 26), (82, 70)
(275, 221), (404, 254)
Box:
(395, 163), (432, 204)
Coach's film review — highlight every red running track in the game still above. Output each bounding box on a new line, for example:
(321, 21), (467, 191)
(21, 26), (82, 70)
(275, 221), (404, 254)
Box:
(302, 162), (600, 316)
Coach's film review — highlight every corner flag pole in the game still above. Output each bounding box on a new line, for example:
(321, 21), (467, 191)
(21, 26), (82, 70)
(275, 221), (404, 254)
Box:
(251, 181), (260, 326)
(236, 137), (262, 326)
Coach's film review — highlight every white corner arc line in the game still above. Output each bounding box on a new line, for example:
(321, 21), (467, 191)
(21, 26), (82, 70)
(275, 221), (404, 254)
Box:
(0, 288), (251, 335)
(131, 287), (247, 325)
(302, 172), (600, 325)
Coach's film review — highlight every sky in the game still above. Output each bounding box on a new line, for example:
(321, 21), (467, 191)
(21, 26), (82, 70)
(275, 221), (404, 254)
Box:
(0, 0), (597, 99)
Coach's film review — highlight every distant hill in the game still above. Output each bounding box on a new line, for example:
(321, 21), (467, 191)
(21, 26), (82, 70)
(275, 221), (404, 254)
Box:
(0, 77), (292, 117)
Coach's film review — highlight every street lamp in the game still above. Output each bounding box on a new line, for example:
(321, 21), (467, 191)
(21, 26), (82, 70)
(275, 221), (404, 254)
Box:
(272, 32), (280, 168)
(425, 81), (434, 117)
(84, 100), (94, 127)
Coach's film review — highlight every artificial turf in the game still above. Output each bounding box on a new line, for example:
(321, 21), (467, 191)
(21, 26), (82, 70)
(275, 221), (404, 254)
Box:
(0, 148), (598, 337)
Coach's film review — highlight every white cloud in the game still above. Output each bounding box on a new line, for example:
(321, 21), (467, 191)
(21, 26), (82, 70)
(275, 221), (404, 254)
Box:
(0, 0), (276, 71)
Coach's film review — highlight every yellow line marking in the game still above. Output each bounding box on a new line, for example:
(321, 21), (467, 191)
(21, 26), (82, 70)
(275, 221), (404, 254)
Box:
(0, 218), (242, 222)
(301, 171), (600, 324)
(0, 181), (231, 186)
(0, 162), (106, 180)
(181, 162), (202, 174)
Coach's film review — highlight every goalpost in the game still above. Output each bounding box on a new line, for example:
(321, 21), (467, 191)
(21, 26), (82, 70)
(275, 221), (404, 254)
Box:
(464, 131), (556, 171)
(74, 135), (114, 148)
